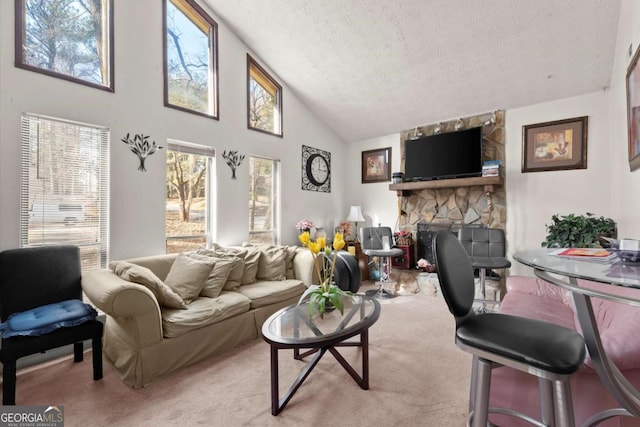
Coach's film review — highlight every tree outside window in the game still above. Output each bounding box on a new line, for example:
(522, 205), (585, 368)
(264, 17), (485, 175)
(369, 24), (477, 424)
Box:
(15, 0), (114, 91)
(249, 156), (279, 245)
(164, 0), (218, 119)
(247, 55), (282, 136)
(166, 142), (215, 253)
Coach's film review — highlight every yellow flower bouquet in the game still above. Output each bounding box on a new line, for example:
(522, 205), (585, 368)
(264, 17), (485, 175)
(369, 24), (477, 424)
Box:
(297, 230), (350, 317)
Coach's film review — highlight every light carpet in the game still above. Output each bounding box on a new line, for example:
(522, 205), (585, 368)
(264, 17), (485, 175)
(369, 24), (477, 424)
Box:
(9, 283), (471, 426)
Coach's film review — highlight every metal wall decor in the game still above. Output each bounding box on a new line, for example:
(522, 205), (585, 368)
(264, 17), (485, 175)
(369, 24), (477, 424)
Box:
(222, 150), (245, 179)
(121, 133), (163, 172)
(301, 145), (331, 192)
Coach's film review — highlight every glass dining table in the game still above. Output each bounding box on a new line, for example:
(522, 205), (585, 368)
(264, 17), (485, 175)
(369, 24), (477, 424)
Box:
(514, 249), (640, 426)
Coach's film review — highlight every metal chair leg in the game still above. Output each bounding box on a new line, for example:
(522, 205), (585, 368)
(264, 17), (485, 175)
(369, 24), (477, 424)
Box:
(471, 358), (492, 427)
(553, 379), (576, 427)
(539, 378), (555, 426)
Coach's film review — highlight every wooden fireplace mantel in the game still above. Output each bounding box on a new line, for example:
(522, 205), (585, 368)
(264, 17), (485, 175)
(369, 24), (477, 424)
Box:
(389, 176), (503, 196)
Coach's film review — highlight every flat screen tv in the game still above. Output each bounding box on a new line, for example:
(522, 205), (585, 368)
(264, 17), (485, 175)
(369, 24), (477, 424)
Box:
(404, 127), (483, 181)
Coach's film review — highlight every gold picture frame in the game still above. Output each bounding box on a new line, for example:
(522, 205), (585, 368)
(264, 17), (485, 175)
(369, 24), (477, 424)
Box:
(522, 116), (588, 173)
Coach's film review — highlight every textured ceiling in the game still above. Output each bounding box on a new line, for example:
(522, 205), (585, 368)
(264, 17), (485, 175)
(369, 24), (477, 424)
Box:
(203, 0), (621, 142)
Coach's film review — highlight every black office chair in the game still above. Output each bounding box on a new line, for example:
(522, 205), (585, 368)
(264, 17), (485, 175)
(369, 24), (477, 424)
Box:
(360, 227), (404, 298)
(458, 226), (511, 310)
(0, 245), (103, 405)
(433, 231), (585, 426)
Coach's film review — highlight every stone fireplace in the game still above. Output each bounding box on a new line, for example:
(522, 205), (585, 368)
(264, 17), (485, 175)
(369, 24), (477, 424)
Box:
(395, 110), (507, 247)
(390, 111), (508, 297)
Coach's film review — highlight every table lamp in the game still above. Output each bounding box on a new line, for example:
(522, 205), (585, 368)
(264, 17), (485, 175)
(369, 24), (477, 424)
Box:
(346, 205), (365, 242)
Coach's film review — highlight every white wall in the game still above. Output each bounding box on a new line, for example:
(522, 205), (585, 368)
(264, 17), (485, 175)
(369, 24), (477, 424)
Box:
(0, 1), (346, 259)
(610, 0), (640, 238)
(345, 134), (402, 231)
(505, 92), (613, 275)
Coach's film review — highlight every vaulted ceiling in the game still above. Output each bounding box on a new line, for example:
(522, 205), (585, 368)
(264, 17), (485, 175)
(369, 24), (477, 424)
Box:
(204, 0), (621, 142)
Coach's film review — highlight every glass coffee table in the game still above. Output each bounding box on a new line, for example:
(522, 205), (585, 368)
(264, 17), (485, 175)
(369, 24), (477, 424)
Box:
(261, 295), (380, 415)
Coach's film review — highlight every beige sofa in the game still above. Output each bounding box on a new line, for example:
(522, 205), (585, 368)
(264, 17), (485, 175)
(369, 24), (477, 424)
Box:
(82, 244), (315, 388)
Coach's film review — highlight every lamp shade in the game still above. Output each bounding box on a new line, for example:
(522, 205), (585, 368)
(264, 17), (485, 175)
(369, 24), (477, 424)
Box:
(346, 206), (365, 222)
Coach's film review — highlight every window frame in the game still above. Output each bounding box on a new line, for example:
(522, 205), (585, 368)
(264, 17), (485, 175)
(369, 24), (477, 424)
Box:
(247, 54), (283, 137)
(165, 140), (216, 253)
(20, 113), (110, 272)
(14, 0), (115, 92)
(163, 0), (219, 120)
(248, 155), (280, 245)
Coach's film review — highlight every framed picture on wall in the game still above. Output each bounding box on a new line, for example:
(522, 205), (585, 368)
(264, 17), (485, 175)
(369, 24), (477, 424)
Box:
(626, 43), (640, 171)
(521, 116), (588, 173)
(361, 147), (391, 183)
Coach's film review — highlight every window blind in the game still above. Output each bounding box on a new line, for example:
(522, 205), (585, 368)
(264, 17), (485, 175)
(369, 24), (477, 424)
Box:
(20, 113), (110, 271)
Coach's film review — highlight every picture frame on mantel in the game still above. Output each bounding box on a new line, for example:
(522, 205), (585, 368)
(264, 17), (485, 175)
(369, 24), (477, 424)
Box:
(626, 43), (640, 171)
(361, 147), (391, 183)
(521, 116), (588, 173)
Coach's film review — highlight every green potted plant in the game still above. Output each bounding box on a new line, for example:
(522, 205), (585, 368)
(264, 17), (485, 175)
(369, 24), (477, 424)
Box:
(542, 212), (617, 248)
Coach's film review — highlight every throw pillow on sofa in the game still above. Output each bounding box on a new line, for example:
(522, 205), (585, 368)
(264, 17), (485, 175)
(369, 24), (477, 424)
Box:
(196, 249), (244, 291)
(113, 261), (187, 309)
(240, 247), (261, 284)
(256, 246), (287, 281)
(187, 253), (233, 298)
(163, 253), (215, 304)
(207, 245), (261, 286)
(243, 243), (297, 280)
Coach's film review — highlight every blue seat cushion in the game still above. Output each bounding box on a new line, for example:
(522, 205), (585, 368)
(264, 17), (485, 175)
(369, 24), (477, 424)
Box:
(0, 299), (97, 338)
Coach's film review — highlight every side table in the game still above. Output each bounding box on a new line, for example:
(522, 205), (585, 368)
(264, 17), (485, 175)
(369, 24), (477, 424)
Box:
(391, 244), (415, 269)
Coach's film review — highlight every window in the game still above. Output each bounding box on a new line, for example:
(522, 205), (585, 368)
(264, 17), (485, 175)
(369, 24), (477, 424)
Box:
(166, 141), (215, 253)
(247, 55), (282, 136)
(15, 0), (114, 91)
(249, 156), (279, 244)
(164, 0), (218, 119)
(20, 113), (110, 272)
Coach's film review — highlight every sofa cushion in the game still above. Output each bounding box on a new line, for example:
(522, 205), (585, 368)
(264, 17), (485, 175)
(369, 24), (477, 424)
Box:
(241, 247), (261, 285)
(163, 253), (215, 304)
(113, 261), (186, 309)
(257, 246), (287, 281)
(187, 253), (232, 298)
(161, 291), (251, 338)
(212, 245), (260, 285)
(498, 291), (576, 331)
(573, 279), (640, 370)
(196, 249), (244, 291)
(112, 253), (179, 281)
(243, 243), (297, 280)
(504, 276), (640, 371)
(237, 279), (306, 309)
(284, 246), (298, 279)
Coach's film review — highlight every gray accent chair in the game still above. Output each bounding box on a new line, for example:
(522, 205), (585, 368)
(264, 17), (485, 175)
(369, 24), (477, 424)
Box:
(360, 227), (404, 298)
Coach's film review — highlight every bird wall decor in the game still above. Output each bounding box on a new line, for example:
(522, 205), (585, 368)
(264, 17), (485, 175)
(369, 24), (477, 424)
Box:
(121, 133), (163, 172)
(222, 150), (245, 179)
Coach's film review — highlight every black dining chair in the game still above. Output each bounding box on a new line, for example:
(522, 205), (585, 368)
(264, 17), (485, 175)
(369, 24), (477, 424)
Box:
(0, 245), (103, 405)
(433, 230), (586, 426)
